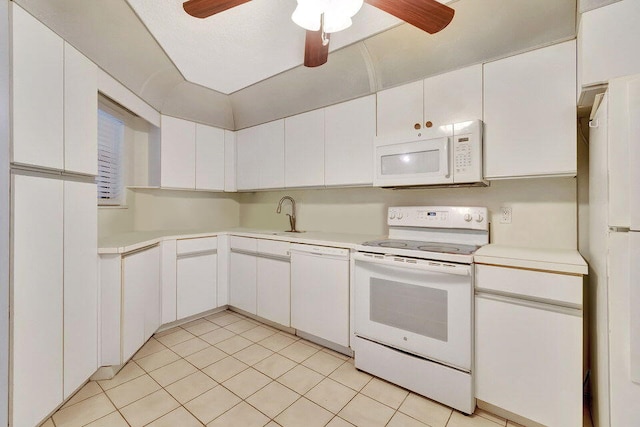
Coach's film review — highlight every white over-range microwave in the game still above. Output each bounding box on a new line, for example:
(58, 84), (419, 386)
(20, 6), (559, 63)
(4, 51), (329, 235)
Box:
(374, 120), (485, 187)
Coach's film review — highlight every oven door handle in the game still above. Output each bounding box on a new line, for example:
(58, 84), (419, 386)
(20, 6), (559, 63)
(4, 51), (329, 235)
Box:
(353, 252), (471, 276)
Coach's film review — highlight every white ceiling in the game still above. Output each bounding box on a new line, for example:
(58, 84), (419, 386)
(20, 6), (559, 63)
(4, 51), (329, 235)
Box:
(126, 0), (404, 94)
(14, 0), (577, 130)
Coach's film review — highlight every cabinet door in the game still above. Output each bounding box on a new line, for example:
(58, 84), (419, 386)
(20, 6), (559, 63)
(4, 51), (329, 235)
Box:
(64, 43), (98, 175)
(63, 181), (98, 399)
(144, 249), (161, 341)
(285, 109), (325, 187)
(195, 124), (225, 191)
(177, 250), (218, 319)
(224, 130), (237, 192)
(257, 120), (285, 189)
(160, 116), (196, 189)
(161, 240), (177, 324)
(579, 0), (640, 90)
(11, 4), (64, 170)
(324, 96), (375, 186)
(484, 41), (577, 178)
(376, 80), (423, 140)
(229, 237), (257, 314)
(122, 246), (160, 361)
(12, 174), (64, 427)
(423, 64), (483, 128)
(256, 240), (291, 327)
(475, 294), (582, 427)
(236, 126), (260, 190)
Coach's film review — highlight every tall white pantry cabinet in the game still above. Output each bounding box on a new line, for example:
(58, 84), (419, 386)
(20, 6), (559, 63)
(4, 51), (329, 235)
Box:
(9, 4), (99, 427)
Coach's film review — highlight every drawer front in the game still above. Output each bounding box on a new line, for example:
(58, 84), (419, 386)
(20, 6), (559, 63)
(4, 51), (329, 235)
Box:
(229, 236), (257, 252)
(257, 239), (290, 257)
(176, 236), (218, 255)
(475, 264), (582, 307)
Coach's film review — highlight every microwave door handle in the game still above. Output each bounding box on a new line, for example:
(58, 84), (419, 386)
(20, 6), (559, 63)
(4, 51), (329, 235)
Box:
(443, 138), (450, 178)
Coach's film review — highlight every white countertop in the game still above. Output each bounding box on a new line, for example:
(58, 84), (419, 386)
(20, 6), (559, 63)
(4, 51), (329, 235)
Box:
(98, 228), (384, 254)
(474, 244), (588, 275)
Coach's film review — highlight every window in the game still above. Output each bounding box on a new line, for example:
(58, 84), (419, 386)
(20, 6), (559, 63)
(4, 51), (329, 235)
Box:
(97, 108), (124, 205)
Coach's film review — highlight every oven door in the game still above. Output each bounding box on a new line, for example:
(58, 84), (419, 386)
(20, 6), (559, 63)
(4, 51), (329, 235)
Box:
(353, 252), (472, 371)
(374, 137), (453, 187)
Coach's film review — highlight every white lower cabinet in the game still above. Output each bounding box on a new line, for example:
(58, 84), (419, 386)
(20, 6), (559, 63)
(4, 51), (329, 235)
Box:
(256, 240), (291, 327)
(228, 237), (291, 327)
(63, 181), (98, 399)
(176, 237), (218, 319)
(475, 264), (583, 427)
(122, 245), (161, 362)
(11, 175), (98, 427)
(12, 175), (64, 427)
(161, 239), (177, 324)
(229, 237), (258, 314)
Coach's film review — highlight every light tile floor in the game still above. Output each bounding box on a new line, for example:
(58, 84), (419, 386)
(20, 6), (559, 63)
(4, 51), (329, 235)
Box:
(42, 310), (550, 426)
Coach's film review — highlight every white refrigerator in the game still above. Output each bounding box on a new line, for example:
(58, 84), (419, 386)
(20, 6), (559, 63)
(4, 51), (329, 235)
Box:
(587, 73), (640, 427)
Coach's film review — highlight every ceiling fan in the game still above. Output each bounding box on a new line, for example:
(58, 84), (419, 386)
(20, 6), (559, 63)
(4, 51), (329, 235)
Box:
(182, 0), (455, 67)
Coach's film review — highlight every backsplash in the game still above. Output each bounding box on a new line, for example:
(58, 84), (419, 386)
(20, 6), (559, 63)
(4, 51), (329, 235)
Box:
(239, 177), (578, 250)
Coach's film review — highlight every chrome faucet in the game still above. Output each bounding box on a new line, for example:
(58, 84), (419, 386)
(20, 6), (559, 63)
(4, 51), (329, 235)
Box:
(276, 196), (298, 232)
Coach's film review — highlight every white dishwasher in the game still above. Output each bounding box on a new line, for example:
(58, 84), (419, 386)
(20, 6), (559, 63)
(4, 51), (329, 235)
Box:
(290, 243), (350, 348)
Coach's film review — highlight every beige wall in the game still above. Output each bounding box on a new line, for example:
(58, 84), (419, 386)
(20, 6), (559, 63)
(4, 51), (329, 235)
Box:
(240, 177), (578, 250)
(131, 188), (240, 231)
(98, 189), (240, 238)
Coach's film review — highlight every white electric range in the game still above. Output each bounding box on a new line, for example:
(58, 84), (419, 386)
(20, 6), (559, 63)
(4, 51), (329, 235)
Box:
(352, 206), (489, 414)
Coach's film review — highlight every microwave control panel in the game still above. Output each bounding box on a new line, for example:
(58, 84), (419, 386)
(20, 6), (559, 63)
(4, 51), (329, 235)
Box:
(452, 120), (483, 184)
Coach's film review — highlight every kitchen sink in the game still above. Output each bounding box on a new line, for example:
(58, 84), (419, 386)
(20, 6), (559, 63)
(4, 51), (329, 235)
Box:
(269, 231), (306, 235)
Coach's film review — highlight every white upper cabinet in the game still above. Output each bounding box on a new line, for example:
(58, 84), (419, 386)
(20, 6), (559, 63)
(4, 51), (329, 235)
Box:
(579, 0), (640, 91)
(11, 4), (64, 170)
(224, 130), (237, 192)
(376, 65), (483, 141)
(483, 41), (577, 179)
(285, 109), (325, 188)
(376, 80), (423, 140)
(423, 64), (483, 128)
(161, 116), (196, 189)
(236, 120), (285, 190)
(236, 125), (260, 190)
(258, 120), (285, 189)
(64, 43), (98, 176)
(324, 95), (376, 186)
(195, 124), (225, 191)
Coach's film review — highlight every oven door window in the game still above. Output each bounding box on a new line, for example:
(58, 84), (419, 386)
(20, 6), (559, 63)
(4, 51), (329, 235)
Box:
(370, 278), (447, 342)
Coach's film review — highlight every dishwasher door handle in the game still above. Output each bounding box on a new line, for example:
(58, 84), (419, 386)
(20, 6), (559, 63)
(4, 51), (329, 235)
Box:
(290, 244), (350, 260)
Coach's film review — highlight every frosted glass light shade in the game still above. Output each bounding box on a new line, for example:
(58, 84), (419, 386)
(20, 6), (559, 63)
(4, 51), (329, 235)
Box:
(292, 0), (364, 33)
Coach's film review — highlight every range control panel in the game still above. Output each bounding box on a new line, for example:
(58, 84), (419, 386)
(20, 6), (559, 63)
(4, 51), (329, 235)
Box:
(387, 206), (488, 230)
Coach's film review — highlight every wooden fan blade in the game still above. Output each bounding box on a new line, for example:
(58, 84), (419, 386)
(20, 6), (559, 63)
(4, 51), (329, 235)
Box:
(304, 30), (330, 68)
(183, 0), (251, 19)
(365, 0), (454, 34)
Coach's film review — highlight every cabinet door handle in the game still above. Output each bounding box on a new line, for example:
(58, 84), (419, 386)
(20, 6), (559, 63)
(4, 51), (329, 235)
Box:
(425, 121), (433, 128)
(414, 123), (421, 130)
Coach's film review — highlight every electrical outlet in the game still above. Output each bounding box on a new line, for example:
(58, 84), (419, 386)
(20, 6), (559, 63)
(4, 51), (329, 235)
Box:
(500, 207), (512, 224)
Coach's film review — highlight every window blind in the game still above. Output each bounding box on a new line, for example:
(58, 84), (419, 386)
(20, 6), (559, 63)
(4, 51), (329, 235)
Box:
(97, 109), (124, 205)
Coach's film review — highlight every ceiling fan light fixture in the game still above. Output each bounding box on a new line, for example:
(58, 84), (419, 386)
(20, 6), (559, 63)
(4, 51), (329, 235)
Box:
(292, 1), (322, 31)
(323, 13), (352, 33)
(292, 0), (363, 33)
